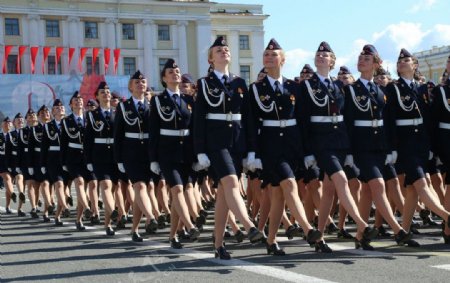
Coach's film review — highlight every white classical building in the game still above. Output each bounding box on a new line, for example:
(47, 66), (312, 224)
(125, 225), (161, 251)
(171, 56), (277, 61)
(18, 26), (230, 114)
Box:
(0, 0), (268, 90)
(414, 45), (450, 83)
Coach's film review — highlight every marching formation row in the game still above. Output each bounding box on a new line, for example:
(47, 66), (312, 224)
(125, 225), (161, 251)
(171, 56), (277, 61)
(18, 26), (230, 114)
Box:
(1, 36), (450, 259)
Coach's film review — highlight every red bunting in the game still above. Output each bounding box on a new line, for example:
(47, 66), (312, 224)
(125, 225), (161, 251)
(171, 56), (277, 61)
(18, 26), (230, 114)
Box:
(56, 47), (64, 74)
(42, 46), (52, 73)
(68, 47), (75, 68)
(17, 46), (27, 74)
(78, 47), (88, 72)
(113, 48), (120, 75)
(30, 46), (39, 74)
(104, 48), (110, 74)
(92, 47), (99, 74)
(3, 45), (14, 74)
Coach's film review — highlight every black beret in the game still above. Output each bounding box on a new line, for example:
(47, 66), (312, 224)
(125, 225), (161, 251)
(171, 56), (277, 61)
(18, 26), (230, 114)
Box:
(96, 81), (109, 93)
(181, 73), (195, 84)
(38, 104), (49, 113)
(210, 36), (228, 48)
(398, 48), (412, 60)
(53, 99), (63, 107)
(360, 44), (378, 56)
(26, 108), (35, 117)
(265, 38), (282, 50)
(375, 67), (388, 76)
(162, 59), (178, 74)
(301, 64), (314, 74)
(3, 116), (11, 122)
(14, 112), (23, 119)
(317, 41), (333, 53)
(70, 91), (82, 103)
(87, 99), (98, 107)
(338, 66), (351, 75)
(131, 70), (146, 80)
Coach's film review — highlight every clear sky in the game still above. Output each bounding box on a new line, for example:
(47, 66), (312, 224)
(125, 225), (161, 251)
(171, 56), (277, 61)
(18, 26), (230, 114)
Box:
(215, 0), (450, 79)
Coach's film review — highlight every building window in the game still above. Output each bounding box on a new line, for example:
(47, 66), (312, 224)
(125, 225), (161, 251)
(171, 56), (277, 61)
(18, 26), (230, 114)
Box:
(123, 57), (136, 75)
(7, 55), (18, 74)
(239, 35), (250, 50)
(5, 18), (20, 36)
(85, 22), (98, 39)
(159, 58), (171, 73)
(86, 56), (100, 74)
(240, 65), (251, 85)
(158, 25), (170, 41)
(47, 56), (62, 74)
(46, 20), (60, 37)
(122, 23), (135, 40)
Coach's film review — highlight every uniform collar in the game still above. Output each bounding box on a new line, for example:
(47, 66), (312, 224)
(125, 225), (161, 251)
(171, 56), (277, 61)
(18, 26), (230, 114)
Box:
(316, 72), (332, 84)
(359, 78), (374, 90)
(213, 70), (229, 80)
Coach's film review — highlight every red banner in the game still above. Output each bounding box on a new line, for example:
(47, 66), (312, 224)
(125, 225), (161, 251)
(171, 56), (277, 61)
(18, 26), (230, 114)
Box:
(104, 48), (110, 74)
(113, 48), (120, 75)
(17, 46), (27, 74)
(42, 46), (52, 73)
(68, 47), (75, 68)
(92, 47), (99, 74)
(2, 45), (14, 74)
(78, 47), (88, 72)
(56, 47), (64, 74)
(30, 46), (39, 74)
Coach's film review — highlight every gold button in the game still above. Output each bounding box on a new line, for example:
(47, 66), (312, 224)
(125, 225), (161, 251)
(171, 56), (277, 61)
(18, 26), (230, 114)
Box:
(180, 141), (183, 144)
(331, 100), (335, 103)
(374, 131), (378, 134)
(228, 98), (231, 101)
(280, 133), (283, 136)
(178, 118), (181, 121)
(107, 128), (110, 131)
(334, 126), (338, 129)
(279, 107), (282, 110)
(80, 150), (83, 154)
(107, 146), (111, 149)
(141, 141), (144, 144)
(415, 129), (418, 132)
(373, 106), (377, 110)
(228, 124), (232, 127)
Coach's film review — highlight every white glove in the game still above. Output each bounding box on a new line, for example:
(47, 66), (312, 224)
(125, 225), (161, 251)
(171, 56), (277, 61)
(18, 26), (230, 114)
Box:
(28, 167), (34, 176)
(150, 162), (161, 174)
(197, 153), (211, 169)
(391, 151), (398, 164)
(62, 165), (68, 172)
(192, 162), (205, 172)
(7, 167), (12, 172)
(436, 156), (443, 166)
(344, 155), (354, 167)
(41, 167), (46, 174)
(118, 163), (125, 173)
(246, 152), (256, 172)
(15, 167), (22, 174)
(252, 158), (263, 171)
(86, 163), (93, 172)
(429, 151), (434, 160)
(304, 155), (317, 169)
(385, 154), (393, 165)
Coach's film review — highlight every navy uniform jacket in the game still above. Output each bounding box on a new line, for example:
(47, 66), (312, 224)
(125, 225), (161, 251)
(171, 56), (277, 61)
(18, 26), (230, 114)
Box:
(193, 71), (249, 156)
(60, 113), (85, 166)
(113, 97), (150, 164)
(27, 124), (44, 169)
(343, 79), (388, 153)
(430, 81), (450, 158)
(149, 90), (194, 164)
(40, 120), (62, 169)
(0, 132), (7, 171)
(7, 130), (20, 169)
(298, 73), (349, 155)
(84, 108), (115, 165)
(247, 76), (303, 161)
(17, 126), (31, 169)
(384, 78), (431, 154)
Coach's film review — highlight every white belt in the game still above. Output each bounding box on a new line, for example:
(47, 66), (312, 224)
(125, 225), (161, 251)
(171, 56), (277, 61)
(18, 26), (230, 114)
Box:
(310, 115), (343, 123)
(12, 151), (17, 155)
(68, 142), (83, 149)
(34, 148), (41, 152)
(439, 122), (450, 130)
(160, 129), (190, 137)
(49, 146), (60, 151)
(354, 119), (384, 127)
(262, 119), (297, 128)
(206, 113), (242, 121)
(0, 152), (4, 155)
(395, 118), (423, 126)
(24, 148), (29, 152)
(125, 132), (149, 139)
(94, 138), (114, 144)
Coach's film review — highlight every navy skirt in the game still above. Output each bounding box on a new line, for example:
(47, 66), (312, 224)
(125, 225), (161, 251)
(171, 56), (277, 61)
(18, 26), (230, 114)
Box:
(209, 148), (242, 182)
(160, 162), (192, 188)
(93, 162), (119, 184)
(354, 151), (385, 183)
(315, 150), (346, 177)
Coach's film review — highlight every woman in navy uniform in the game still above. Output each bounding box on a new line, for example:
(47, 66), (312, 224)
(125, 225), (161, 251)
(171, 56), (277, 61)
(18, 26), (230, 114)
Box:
(193, 36), (263, 259)
(10, 113), (26, 216)
(149, 59), (200, 248)
(1, 117), (16, 214)
(85, 82), (119, 236)
(385, 49), (450, 246)
(40, 99), (70, 225)
(114, 70), (158, 242)
(298, 41), (378, 253)
(431, 54), (450, 243)
(28, 105), (53, 222)
(60, 92), (94, 231)
(343, 45), (412, 249)
(247, 39), (321, 255)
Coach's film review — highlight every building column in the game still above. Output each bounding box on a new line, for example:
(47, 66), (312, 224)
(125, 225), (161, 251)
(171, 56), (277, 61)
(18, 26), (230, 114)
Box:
(105, 18), (118, 75)
(177, 20), (188, 74)
(67, 16), (81, 72)
(228, 30), (239, 74)
(195, 19), (212, 78)
(24, 14), (41, 74)
(251, 30), (265, 80)
(142, 19), (155, 87)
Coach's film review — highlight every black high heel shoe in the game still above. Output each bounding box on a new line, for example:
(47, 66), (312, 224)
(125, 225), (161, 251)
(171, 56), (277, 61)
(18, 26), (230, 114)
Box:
(306, 229), (322, 244)
(248, 227), (264, 243)
(315, 240), (332, 253)
(266, 242), (286, 256)
(132, 232), (143, 242)
(355, 238), (374, 250)
(394, 230), (412, 246)
(362, 226), (378, 241)
(214, 246), (231, 260)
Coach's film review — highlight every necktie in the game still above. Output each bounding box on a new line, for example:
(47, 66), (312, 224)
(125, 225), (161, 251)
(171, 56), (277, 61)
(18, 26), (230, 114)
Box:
(77, 117), (83, 127)
(172, 93), (180, 107)
(222, 75), (230, 88)
(137, 101), (144, 116)
(104, 110), (110, 122)
(324, 78), (332, 92)
(410, 82), (415, 90)
(368, 82), (375, 95)
(274, 81), (281, 94)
